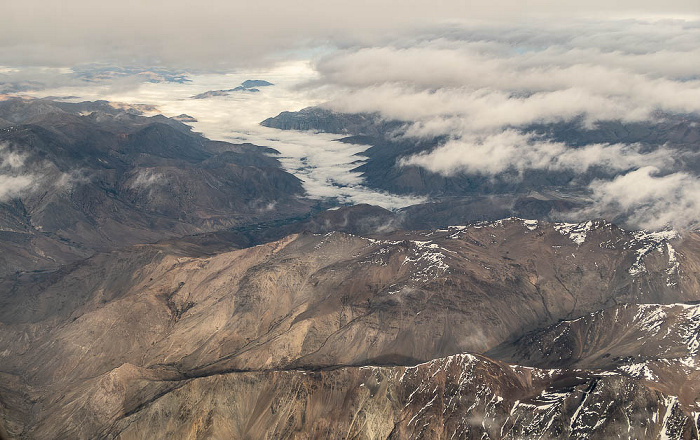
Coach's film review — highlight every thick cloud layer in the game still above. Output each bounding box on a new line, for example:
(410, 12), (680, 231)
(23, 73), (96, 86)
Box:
(3, 6), (700, 229)
(400, 131), (675, 176)
(305, 20), (700, 229)
(316, 22), (700, 132)
(574, 167), (700, 230)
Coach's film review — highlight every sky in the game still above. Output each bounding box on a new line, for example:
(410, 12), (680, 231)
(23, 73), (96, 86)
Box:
(2, 1), (700, 229)
(1, 0), (698, 68)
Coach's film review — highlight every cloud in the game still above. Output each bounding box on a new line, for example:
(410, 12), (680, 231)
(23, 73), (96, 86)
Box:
(573, 167), (700, 230)
(0, 144), (35, 201)
(1, 2), (698, 69)
(294, 19), (700, 229)
(0, 174), (34, 202)
(0, 144), (26, 169)
(324, 84), (677, 135)
(315, 40), (700, 90)
(130, 170), (165, 190)
(0, 143), (88, 203)
(399, 130), (675, 176)
(313, 22), (700, 133)
(243, 128), (427, 209)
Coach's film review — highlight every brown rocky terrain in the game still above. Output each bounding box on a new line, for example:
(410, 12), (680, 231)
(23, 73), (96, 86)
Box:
(1, 218), (699, 438)
(489, 302), (700, 417)
(44, 355), (700, 439)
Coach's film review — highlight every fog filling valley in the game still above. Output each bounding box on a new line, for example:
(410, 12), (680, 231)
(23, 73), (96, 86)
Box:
(5, 19), (700, 229)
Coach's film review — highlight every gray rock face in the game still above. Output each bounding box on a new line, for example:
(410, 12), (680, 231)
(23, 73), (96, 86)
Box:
(241, 79), (273, 88)
(261, 106), (397, 135)
(190, 90), (232, 99)
(191, 80), (272, 99)
(491, 303), (700, 370)
(71, 355), (700, 439)
(489, 302), (700, 416)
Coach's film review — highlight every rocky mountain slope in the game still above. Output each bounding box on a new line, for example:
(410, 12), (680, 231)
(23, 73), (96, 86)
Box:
(489, 302), (700, 418)
(1, 218), (699, 438)
(42, 354), (700, 439)
(0, 98), (308, 275)
(491, 303), (700, 372)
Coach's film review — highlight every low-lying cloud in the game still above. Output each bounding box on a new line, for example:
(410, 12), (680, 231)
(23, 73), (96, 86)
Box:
(574, 167), (700, 230)
(130, 170), (166, 190)
(0, 174), (34, 201)
(0, 142), (85, 203)
(316, 22), (700, 134)
(304, 19), (700, 230)
(400, 130), (675, 176)
(0, 145), (26, 170)
(0, 144), (36, 201)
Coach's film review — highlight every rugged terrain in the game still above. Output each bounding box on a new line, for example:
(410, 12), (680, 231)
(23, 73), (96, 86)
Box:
(1, 218), (699, 438)
(0, 98), (308, 275)
(1, 98), (700, 439)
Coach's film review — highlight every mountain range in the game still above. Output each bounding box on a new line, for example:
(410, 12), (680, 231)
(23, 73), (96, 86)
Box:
(0, 98), (699, 439)
(191, 80), (274, 99)
(1, 215), (699, 438)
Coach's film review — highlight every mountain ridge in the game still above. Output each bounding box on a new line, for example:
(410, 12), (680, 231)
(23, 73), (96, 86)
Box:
(1, 218), (699, 437)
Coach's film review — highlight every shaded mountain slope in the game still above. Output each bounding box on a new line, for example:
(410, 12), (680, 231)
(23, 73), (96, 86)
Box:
(490, 303), (700, 371)
(489, 303), (700, 415)
(0, 98), (307, 275)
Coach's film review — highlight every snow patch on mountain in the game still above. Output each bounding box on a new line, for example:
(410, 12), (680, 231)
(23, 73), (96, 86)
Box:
(626, 229), (679, 276)
(554, 221), (594, 245)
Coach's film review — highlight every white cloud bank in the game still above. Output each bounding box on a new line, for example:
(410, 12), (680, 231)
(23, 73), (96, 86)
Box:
(303, 20), (700, 230)
(399, 130), (675, 176)
(574, 167), (700, 230)
(316, 23), (700, 134)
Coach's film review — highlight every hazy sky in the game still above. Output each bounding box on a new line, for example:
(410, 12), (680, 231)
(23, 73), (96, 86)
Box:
(1, 0), (699, 68)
